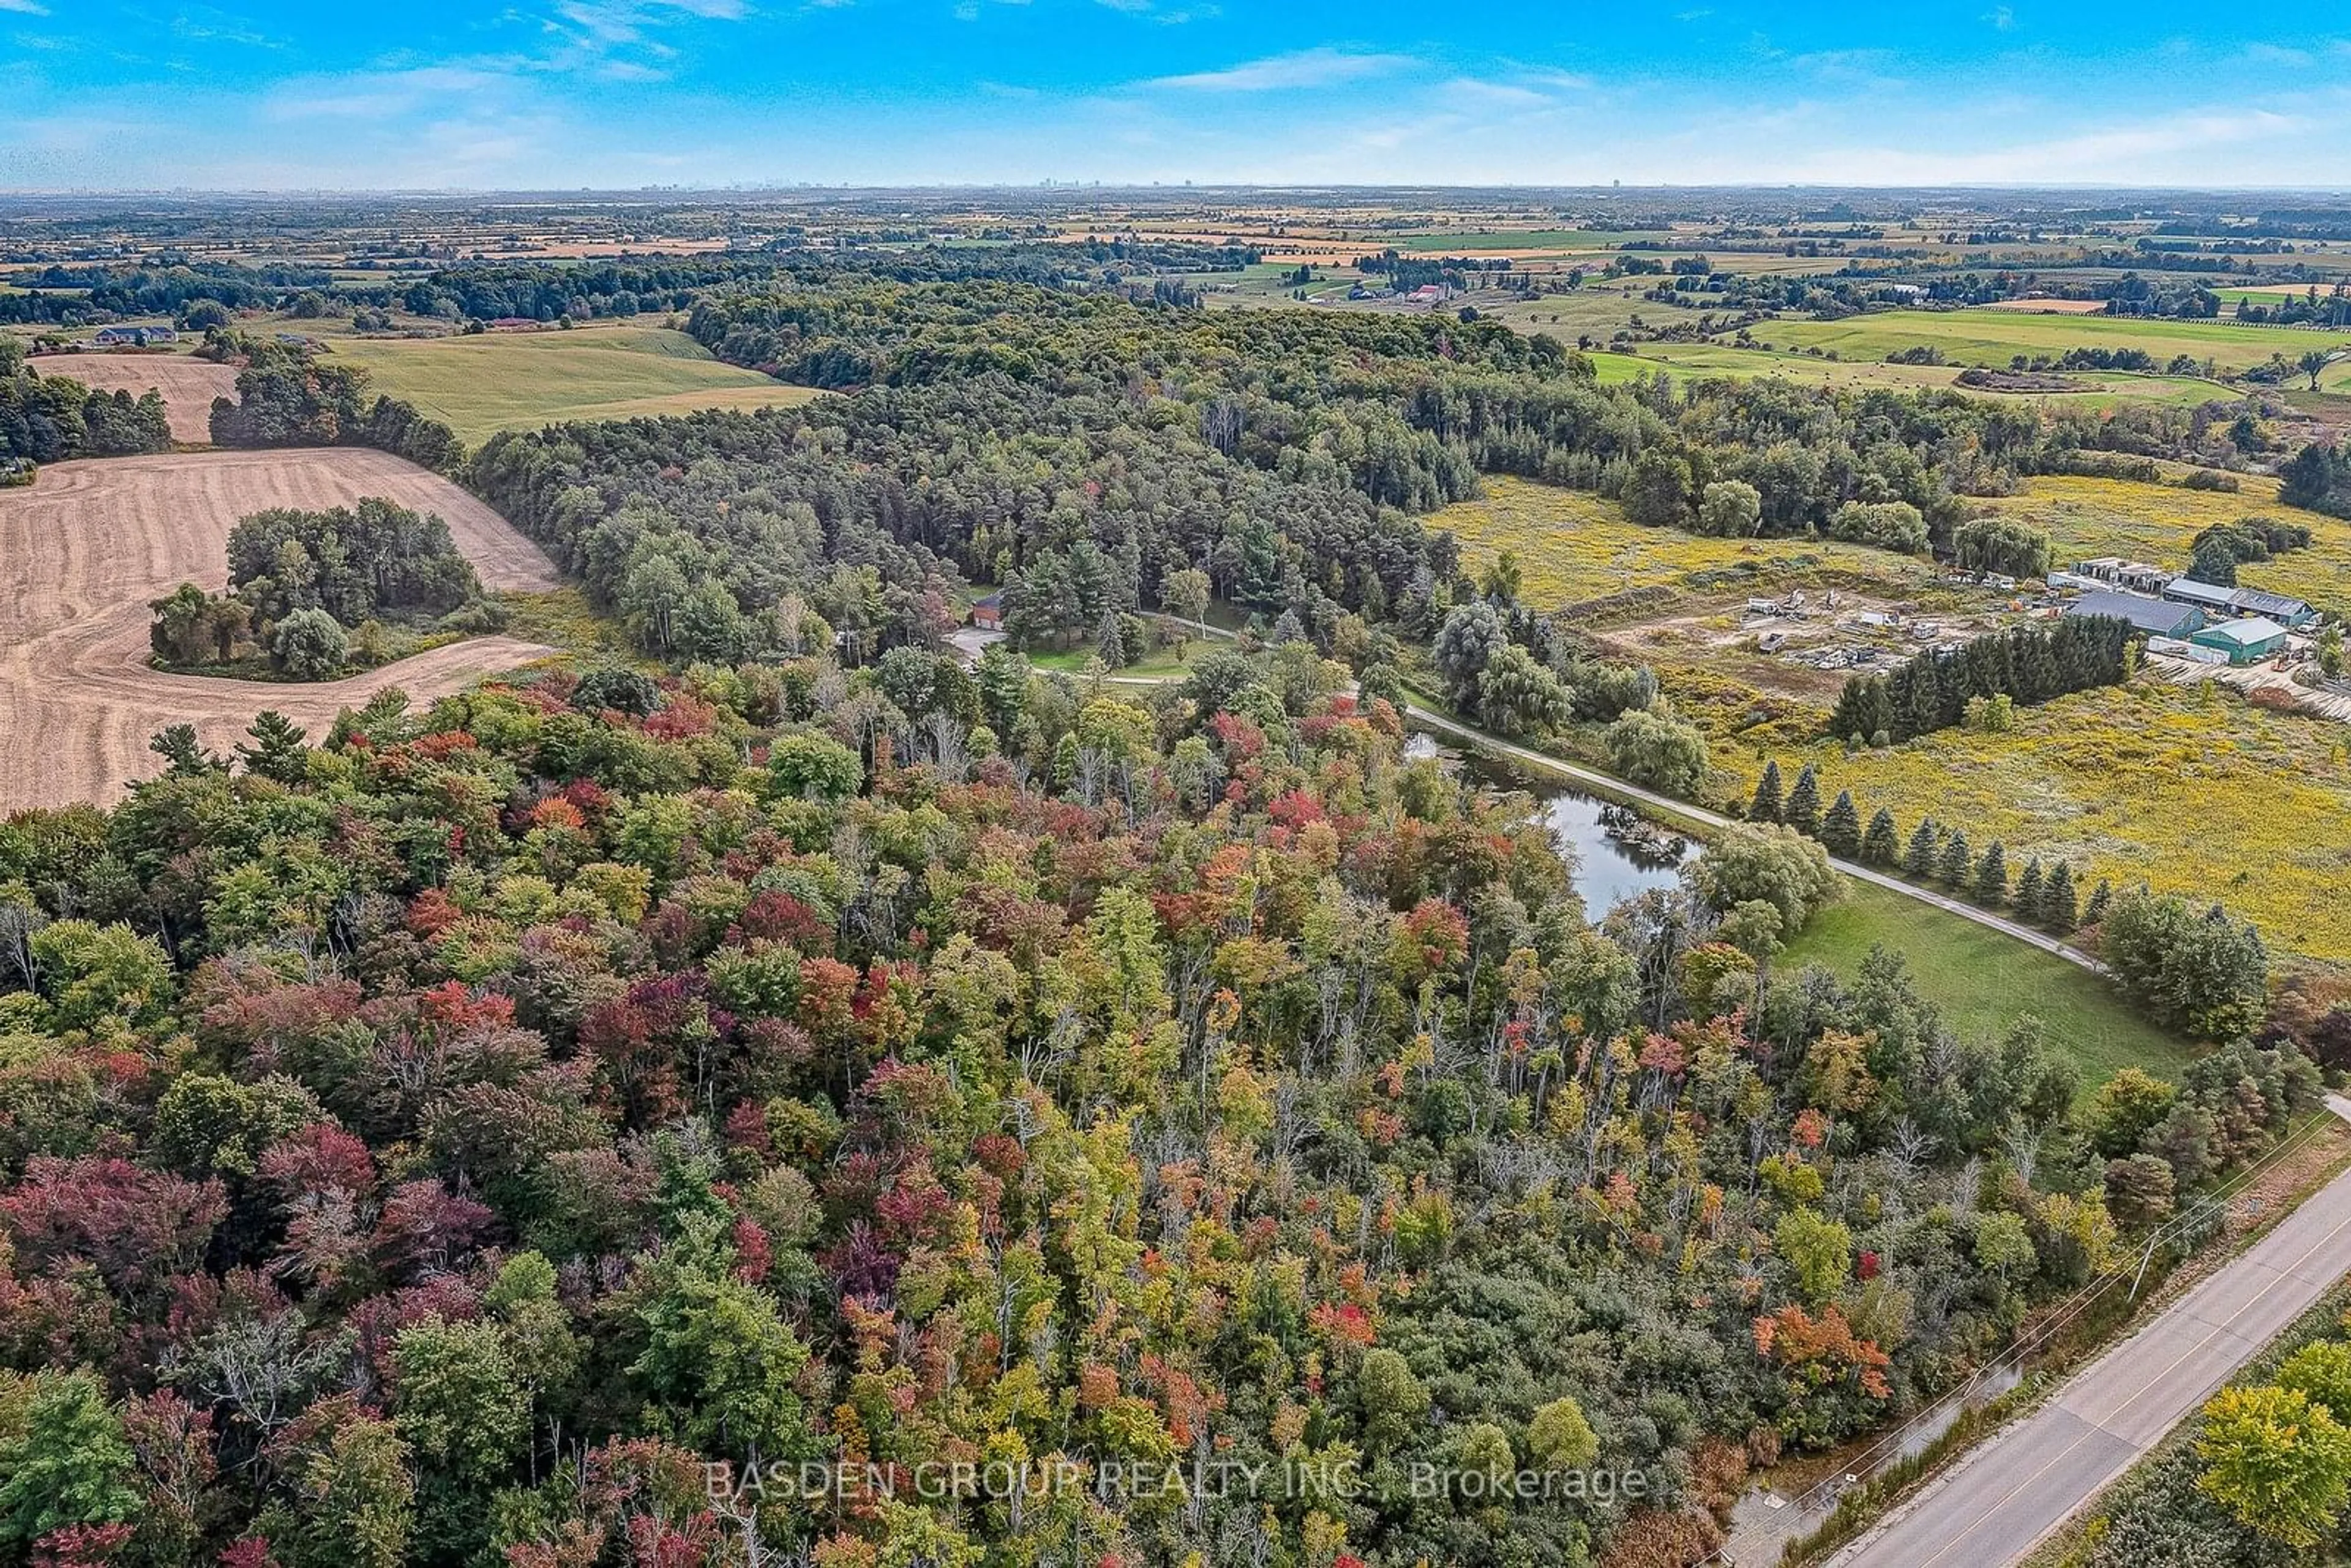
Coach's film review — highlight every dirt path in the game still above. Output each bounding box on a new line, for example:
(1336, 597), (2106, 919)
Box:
(0, 448), (560, 810)
(30, 353), (241, 444)
(1402, 703), (2109, 975)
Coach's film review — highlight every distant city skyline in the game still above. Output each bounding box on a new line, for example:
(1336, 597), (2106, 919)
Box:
(1, 2), (2346, 191)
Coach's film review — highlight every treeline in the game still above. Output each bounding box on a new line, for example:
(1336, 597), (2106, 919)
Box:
(0, 337), (173, 463)
(206, 338), (463, 474)
(688, 271), (2184, 555)
(2232, 285), (2351, 327)
(396, 241), (1250, 325)
(2281, 442), (2351, 519)
(461, 263), (2287, 671)
(1747, 759), (2270, 1039)
(0, 260), (336, 324)
(1829, 615), (2137, 744)
(0, 643), (2312, 1567)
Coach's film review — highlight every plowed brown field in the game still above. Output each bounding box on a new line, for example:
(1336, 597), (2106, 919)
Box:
(0, 448), (561, 809)
(32, 353), (241, 443)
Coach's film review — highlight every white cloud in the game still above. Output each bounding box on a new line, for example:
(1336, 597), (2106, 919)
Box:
(1147, 48), (1415, 91)
(0, 0), (51, 14)
(1441, 77), (1550, 108)
(1762, 107), (2312, 184)
(264, 65), (509, 121)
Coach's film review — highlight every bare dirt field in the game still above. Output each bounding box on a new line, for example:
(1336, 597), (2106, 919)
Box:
(31, 353), (241, 443)
(0, 448), (560, 810)
(1967, 299), (2113, 314)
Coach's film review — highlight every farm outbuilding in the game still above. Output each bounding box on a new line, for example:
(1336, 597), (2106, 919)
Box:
(2161, 577), (2237, 615)
(2067, 589), (2203, 637)
(2077, 557), (2172, 595)
(970, 593), (1004, 631)
(2229, 588), (2319, 631)
(2189, 616), (2290, 665)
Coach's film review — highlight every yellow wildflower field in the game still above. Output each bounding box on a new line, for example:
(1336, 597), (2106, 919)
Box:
(1723, 681), (2351, 964)
(1433, 475), (1940, 606)
(1981, 475), (2351, 614)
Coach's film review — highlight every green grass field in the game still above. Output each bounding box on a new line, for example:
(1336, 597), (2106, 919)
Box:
(323, 324), (823, 443)
(1753, 308), (2349, 376)
(1781, 880), (2195, 1089)
(1584, 343), (2224, 405)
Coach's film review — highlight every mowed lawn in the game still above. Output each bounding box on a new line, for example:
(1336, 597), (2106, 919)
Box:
(324, 325), (823, 444)
(1755, 308), (2350, 376)
(1781, 880), (2196, 1089)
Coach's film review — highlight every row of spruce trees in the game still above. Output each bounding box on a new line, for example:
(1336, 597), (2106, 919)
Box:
(1749, 759), (2109, 935)
(1830, 615), (2138, 745)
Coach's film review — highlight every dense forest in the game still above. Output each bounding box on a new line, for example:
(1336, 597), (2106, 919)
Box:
(458, 269), (2233, 678)
(0, 642), (2319, 1567)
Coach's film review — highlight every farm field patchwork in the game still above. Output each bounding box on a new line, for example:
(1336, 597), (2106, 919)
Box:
(1750, 307), (2350, 375)
(0, 448), (560, 810)
(320, 324), (824, 443)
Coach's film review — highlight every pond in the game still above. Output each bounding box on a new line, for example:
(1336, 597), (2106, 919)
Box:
(1405, 731), (1695, 916)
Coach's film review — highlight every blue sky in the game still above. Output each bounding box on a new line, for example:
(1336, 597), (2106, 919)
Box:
(1, 2), (2345, 190)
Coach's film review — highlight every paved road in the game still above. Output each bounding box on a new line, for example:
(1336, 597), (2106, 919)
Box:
(1401, 704), (2107, 975)
(1823, 1095), (2351, 1568)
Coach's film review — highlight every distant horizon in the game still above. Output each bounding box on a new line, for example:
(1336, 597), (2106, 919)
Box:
(4, 4), (2348, 191)
(7, 180), (2351, 201)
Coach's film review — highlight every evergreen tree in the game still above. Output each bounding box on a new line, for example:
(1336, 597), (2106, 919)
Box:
(1975, 840), (2009, 907)
(1749, 760), (1784, 823)
(1863, 678), (1895, 742)
(1830, 681), (1871, 745)
(2015, 857), (2045, 925)
(1821, 789), (1862, 859)
(1784, 764), (1822, 838)
(1094, 609), (1128, 667)
(1905, 817), (1941, 879)
(1940, 829), (1972, 887)
(2045, 861), (2080, 932)
(1905, 661), (1941, 738)
(2084, 879), (2113, 926)
(236, 710), (310, 784)
(1862, 807), (1900, 868)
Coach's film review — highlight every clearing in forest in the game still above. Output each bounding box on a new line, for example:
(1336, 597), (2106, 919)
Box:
(1432, 475), (1943, 607)
(26, 353), (239, 443)
(1733, 681), (2351, 966)
(321, 324), (825, 443)
(0, 447), (559, 810)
